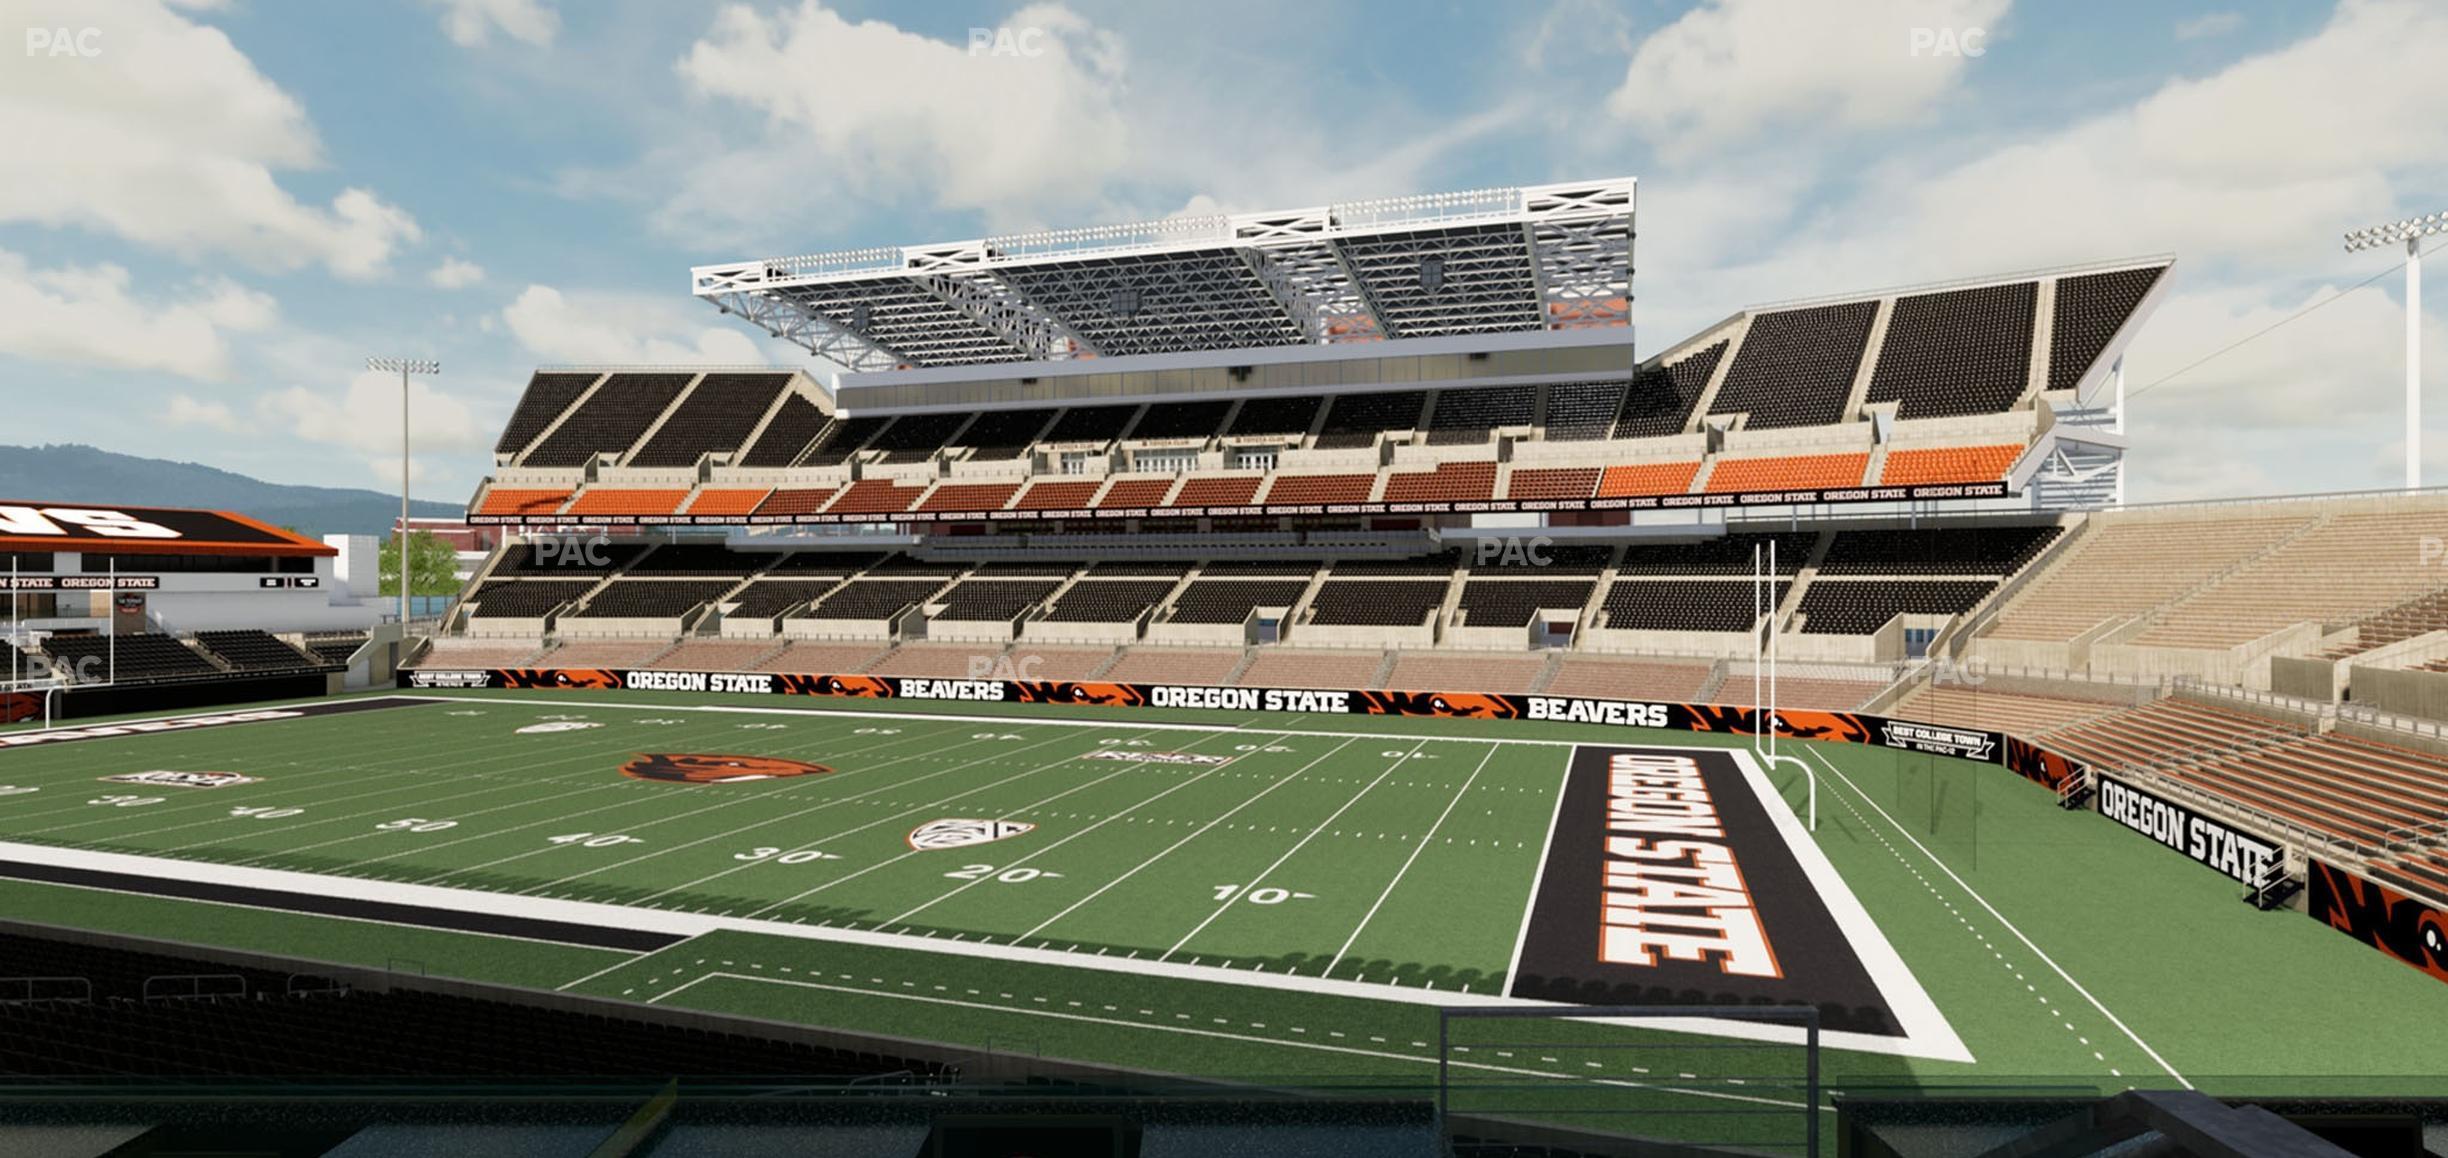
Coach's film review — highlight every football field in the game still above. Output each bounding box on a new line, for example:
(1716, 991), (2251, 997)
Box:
(3, 688), (2446, 1130)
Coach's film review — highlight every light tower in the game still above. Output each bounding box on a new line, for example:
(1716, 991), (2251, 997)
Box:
(367, 357), (440, 631)
(2344, 214), (2445, 489)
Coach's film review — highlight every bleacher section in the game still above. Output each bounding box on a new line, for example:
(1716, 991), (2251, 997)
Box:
(520, 373), (693, 467)
(1615, 342), (1723, 438)
(36, 633), (219, 684)
(1706, 301), (1877, 429)
(494, 372), (596, 456)
(1868, 283), (2036, 419)
(1795, 579), (1997, 634)
(738, 393), (831, 466)
(193, 630), (330, 673)
(566, 579), (738, 619)
(1600, 580), (1781, 631)
(629, 373), (790, 467)
(1980, 514), (2312, 642)
(2050, 265), (2166, 393)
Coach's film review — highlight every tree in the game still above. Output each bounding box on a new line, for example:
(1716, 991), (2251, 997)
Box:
(379, 530), (462, 598)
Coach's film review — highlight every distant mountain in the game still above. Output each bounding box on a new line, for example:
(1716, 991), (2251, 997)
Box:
(0, 444), (462, 537)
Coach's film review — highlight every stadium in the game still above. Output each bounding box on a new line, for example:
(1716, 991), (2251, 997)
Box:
(5, 16), (2448, 1152)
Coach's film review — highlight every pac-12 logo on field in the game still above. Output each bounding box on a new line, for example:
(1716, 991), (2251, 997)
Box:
(99, 770), (258, 789)
(517, 721), (602, 735)
(907, 818), (1034, 851)
(619, 753), (833, 784)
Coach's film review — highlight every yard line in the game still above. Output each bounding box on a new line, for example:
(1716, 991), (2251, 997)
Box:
(1160, 739), (1425, 961)
(732, 725), (1200, 919)
(681, 723), (1206, 914)
(1801, 745), (2190, 1088)
(869, 732), (1295, 928)
(619, 726), (1177, 904)
(424, 724), (1036, 888)
(1323, 741), (1500, 977)
(0, 707), (556, 828)
(1013, 737), (1359, 944)
(555, 932), (709, 992)
(228, 719), (973, 870)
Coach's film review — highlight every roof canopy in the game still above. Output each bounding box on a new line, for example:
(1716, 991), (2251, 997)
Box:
(0, 502), (335, 557)
(693, 178), (1634, 371)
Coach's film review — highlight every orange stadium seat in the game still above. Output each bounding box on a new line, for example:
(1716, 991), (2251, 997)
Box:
(1383, 461), (1496, 503)
(1258, 474), (1376, 505)
(916, 482), (1020, 512)
(824, 479), (927, 514)
(753, 487), (837, 516)
(681, 488), (771, 517)
(475, 488), (571, 517)
(563, 489), (689, 516)
(1596, 461), (1701, 497)
(1704, 452), (1869, 493)
(1010, 479), (1105, 510)
(1505, 467), (1600, 500)
(1167, 475), (1263, 507)
(1880, 443), (2024, 485)
(1096, 478), (1177, 508)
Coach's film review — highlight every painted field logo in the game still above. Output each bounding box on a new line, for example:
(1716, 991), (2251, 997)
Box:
(517, 721), (601, 735)
(907, 818), (1034, 851)
(1082, 750), (1230, 766)
(620, 752), (833, 784)
(100, 770), (258, 789)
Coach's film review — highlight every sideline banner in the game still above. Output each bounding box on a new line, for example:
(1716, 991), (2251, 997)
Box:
(463, 481), (2012, 527)
(2305, 860), (2448, 987)
(396, 666), (2086, 786)
(2094, 773), (2282, 885)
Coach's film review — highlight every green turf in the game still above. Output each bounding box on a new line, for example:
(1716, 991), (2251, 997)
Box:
(2, 686), (2445, 1125)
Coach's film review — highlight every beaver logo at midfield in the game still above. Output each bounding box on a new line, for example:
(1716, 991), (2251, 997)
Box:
(619, 753), (833, 785)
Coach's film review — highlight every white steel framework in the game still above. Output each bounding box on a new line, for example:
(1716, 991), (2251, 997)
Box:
(694, 178), (1635, 371)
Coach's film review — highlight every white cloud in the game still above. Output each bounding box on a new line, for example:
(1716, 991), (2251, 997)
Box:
(2175, 11), (2244, 40)
(427, 0), (560, 48)
(1606, 0), (2012, 155)
(500, 284), (769, 365)
(164, 394), (242, 432)
(0, 0), (420, 278)
(665, 1), (1128, 231)
(0, 249), (278, 381)
(428, 257), (487, 289)
(256, 372), (491, 486)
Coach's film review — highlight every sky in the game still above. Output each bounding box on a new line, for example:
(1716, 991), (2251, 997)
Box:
(1, 0), (2441, 507)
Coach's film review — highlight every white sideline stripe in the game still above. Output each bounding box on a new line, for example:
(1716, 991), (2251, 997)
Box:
(555, 935), (703, 991)
(1801, 746), (2187, 1085)
(0, 835), (1966, 1060)
(651, 971), (1833, 1115)
(1325, 742), (1499, 977)
(396, 694), (1609, 748)
(1161, 739), (1425, 960)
